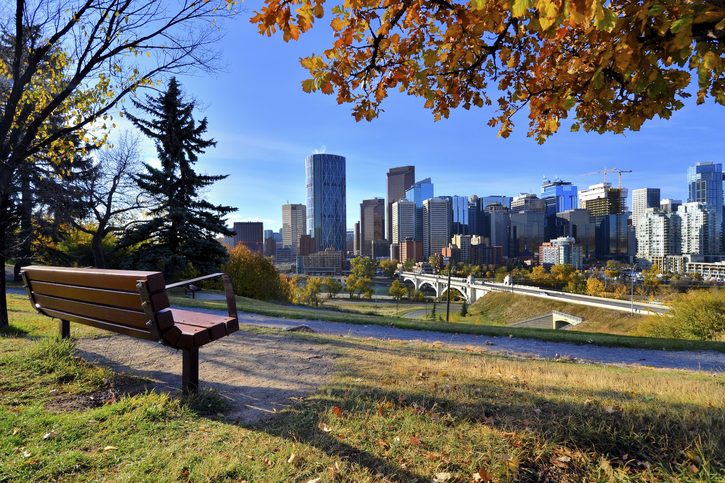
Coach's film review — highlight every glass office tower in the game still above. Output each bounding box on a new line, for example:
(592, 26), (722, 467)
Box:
(306, 154), (347, 252)
(688, 162), (723, 252)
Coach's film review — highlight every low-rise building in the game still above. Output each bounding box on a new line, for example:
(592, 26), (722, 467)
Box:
(539, 236), (583, 269)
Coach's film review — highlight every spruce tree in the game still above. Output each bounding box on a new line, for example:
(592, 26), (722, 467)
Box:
(123, 77), (235, 279)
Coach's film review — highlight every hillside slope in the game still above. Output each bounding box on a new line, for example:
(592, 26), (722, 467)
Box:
(468, 292), (646, 335)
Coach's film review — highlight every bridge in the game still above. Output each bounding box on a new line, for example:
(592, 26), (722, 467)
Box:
(398, 272), (669, 316)
(509, 311), (583, 330)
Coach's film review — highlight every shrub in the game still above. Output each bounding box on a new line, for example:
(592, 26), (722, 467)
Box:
(638, 289), (724, 340)
(223, 244), (287, 301)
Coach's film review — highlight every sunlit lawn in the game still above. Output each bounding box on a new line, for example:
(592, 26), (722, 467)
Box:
(1, 294), (724, 481)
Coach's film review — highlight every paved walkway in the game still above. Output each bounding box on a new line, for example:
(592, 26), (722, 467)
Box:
(210, 309), (725, 373)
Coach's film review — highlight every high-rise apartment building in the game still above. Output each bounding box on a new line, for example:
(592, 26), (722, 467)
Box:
(423, 197), (451, 259)
(687, 162), (723, 251)
(636, 208), (679, 260)
(233, 222), (264, 254)
(359, 198), (385, 257)
(282, 203), (306, 255)
(306, 153), (346, 251)
(386, 166), (415, 242)
(631, 188), (661, 227)
(677, 202), (719, 256)
(353, 221), (360, 255)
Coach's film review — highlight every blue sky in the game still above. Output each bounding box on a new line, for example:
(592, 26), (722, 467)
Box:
(123, 11), (725, 232)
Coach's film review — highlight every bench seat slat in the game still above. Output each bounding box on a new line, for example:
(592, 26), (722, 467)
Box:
(40, 308), (159, 341)
(30, 281), (170, 312)
(23, 266), (165, 293)
(33, 294), (155, 330)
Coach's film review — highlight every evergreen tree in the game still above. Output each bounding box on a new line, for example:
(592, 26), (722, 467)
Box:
(122, 78), (235, 279)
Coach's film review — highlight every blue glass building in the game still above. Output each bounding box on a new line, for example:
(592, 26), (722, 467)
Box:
(541, 178), (578, 216)
(306, 154), (347, 252)
(405, 178), (434, 207)
(443, 195), (470, 235)
(688, 162), (723, 251)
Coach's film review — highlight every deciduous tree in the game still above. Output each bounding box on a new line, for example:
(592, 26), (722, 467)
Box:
(0, 0), (232, 327)
(252, 0), (724, 142)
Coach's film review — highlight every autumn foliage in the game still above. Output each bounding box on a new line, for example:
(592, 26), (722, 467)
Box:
(252, 0), (724, 142)
(223, 244), (288, 301)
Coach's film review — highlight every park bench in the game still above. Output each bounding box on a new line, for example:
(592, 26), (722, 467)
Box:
(20, 266), (239, 394)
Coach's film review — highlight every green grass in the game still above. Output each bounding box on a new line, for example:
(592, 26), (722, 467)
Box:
(1, 295), (723, 481)
(170, 293), (725, 354)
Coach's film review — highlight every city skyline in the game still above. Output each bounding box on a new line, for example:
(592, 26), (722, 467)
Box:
(119, 16), (725, 232)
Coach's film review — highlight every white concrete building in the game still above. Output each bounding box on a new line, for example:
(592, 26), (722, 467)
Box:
(578, 182), (628, 210)
(423, 197), (451, 259)
(391, 199), (417, 245)
(636, 208), (678, 260)
(539, 236), (583, 269)
(677, 202), (719, 256)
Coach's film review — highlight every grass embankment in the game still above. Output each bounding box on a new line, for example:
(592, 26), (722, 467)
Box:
(324, 299), (427, 318)
(170, 293), (725, 353)
(467, 292), (647, 335)
(1, 294), (724, 481)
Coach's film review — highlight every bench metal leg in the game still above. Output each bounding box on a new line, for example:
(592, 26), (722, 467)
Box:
(59, 320), (70, 339)
(182, 348), (199, 395)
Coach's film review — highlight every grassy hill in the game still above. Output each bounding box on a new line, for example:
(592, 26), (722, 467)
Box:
(467, 292), (647, 335)
(1, 293), (723, 481)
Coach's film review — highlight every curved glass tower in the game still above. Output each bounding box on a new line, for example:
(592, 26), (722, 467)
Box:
(306, 154), (347, 252)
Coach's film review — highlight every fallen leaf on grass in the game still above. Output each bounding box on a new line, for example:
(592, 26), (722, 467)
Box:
(43, 431), (57, 440)
(473, 468), (493, 482)
(103, 446), (118, 452)
(22, 451), (32, 458)
(331, 406), (343, 417)
(433, 472), (452, 482)
(604, 406), (617, 414)
(690, 464), (699, 474)
(318, 422), (331, 433)
(409, 436), (421, 446)
(12, 428), (20, 436)
(306, 478), (321, 483)
(287, 453), (298, 465)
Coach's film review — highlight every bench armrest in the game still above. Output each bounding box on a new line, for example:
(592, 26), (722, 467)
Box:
(166, 273), (237, 318)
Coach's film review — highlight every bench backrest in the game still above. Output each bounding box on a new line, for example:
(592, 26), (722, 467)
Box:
(21, 266), (173, 340)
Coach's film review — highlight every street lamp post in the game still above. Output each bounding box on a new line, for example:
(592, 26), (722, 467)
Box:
(630, 264), (635, 315)
(445, 259), (452, 322)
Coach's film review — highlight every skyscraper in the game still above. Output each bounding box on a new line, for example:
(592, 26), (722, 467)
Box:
(688, 162), (723, 251)
(306, 153), (346, 252)
(391, 199), (417, 245)
(405, 177), (434, 207)
(359, 198), (386, 257)
(422, 197), (451, 259)
(636, 208), (678, 260)
(282, 203), (306, 255)
(386, 166), (415, 242)
(677, 202), (719, 256)
(578, 183), (628, 212)
(511, 193), (546, 213)
(541, 178), (578, 215)
(631, 188), (661, 227)
(445, 195), (469, 235)
(233, 222), (264, 254)
(487, 203), (511, 257)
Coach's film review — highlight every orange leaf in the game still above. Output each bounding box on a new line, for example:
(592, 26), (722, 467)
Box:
(331, 406), (343, 417)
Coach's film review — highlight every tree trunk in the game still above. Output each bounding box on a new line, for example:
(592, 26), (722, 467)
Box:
(0, 167), (11, 328)
(91, 232), (106, 268)
(0, 249), (7, 329)
(13, 166), (32, 281)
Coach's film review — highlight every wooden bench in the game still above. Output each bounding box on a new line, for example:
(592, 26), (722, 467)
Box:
(20, 266), (239, 394)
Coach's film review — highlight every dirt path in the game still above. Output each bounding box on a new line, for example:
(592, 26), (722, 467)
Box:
(76, 330), (335, 423)
(190, 309), (725, 373)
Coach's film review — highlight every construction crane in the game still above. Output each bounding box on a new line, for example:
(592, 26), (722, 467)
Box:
(582, 168), (633, 189)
